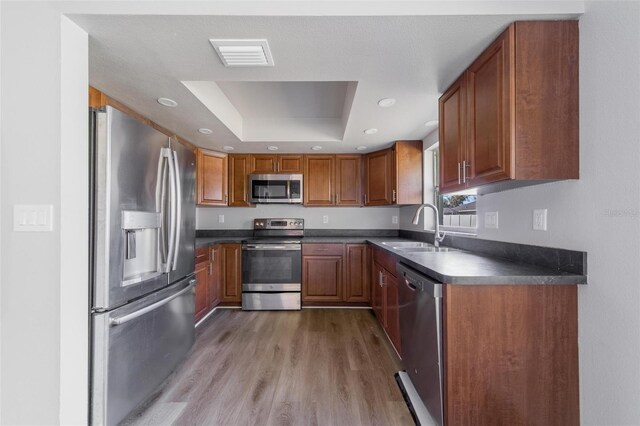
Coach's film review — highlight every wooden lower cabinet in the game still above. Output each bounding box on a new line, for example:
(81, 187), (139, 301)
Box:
(220, 243), (242, 304)
(345, 244), (369, 302)
(370, 244), (579, 424)
(194, 259), (210, 322)
(371, 254), (401, 356)
(208, 245), (221, 307)
(301, 243), (369, 305)
(302, 255), (343, 302)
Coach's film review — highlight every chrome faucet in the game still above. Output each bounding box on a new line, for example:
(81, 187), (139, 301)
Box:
(412, 203), (446, 247)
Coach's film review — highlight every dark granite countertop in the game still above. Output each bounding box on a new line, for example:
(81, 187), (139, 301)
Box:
(196, 237), (245, 248)
(196, 235), (586, 285)
(367, 240), (587, 285)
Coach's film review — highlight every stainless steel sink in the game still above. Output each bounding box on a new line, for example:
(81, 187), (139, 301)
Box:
(396, 247), (458, 253)
(381, 241), (432, 248)
(380, 241), (459, 253)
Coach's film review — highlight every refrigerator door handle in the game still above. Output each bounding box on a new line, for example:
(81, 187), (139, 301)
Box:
(170, 148), (182, 271)
(155, 150), (169, 270)
(109, 279), (195, 326)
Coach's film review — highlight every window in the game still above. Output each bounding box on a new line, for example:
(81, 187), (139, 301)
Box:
(429, 145), (478, 234)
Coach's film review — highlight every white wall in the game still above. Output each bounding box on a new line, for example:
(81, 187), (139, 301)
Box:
(197, 205), (400, 229)
(468, 3), (640, 424)
(59, 16), (89, 425)
(1, 3), (89, 424)
(1, 3), (62, 423)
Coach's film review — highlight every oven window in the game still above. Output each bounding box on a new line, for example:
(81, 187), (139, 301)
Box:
(251, 180), (289, 199)
(242, 250), (302, 284)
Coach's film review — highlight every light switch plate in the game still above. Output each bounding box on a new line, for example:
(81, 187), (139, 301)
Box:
(484, 211), (499, 229)
(14, 204), (54, 232)
(533, 209), (548, 231)
(392, 215), (398, 224)
(322, 215), (329, 224)
(218, 214), (225, 224)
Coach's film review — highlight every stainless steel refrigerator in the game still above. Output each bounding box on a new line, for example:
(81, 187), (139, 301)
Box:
(89, 106), (196, 426)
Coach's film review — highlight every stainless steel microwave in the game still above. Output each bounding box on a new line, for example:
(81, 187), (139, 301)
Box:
(248, 174), (303, 204)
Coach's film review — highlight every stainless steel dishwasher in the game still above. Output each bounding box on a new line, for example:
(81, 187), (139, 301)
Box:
(396, 262), (444, 426)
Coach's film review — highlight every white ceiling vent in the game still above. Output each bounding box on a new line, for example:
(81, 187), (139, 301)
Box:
(209, 39), (274, 67)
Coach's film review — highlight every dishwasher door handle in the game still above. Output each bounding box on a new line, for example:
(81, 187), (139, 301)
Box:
(404, 277), (419, 291)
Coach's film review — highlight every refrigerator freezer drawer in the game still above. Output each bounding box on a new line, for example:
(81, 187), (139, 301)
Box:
(91, 277), (195, 426)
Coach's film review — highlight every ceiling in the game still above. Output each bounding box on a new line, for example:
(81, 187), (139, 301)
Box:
(70, 11), (580, 153)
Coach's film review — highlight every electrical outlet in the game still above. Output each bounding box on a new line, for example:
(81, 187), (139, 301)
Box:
(533, 209), (547, 231)
(484, 211), (499, 229)
(322, 215), (329, 224)
(218, 214), (225, 224)
(392, 215), (398, 224)
(14, 205), (54, 232)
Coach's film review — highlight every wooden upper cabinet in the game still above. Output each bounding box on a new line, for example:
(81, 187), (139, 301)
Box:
(278, 155), (303, 173)
(439, 75), (467, 193)
(228, 154), (252, 207)
(196, 149), (228, 206)
(251, 154), (302, 173)
(335, 155), (362, 206)
(439, 21), (579, 193)
(364, 148), (394, 206)
(394, 141), (423, 204)
(364, 141), (422, 206)
(304, 155), (335, 206)
(251, 154), (277, 173)
(466, 25), (514, 186)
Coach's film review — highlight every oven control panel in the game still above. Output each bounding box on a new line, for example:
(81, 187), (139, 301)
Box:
(254, 218), (304, 230)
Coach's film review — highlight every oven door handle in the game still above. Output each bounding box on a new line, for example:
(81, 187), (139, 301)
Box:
(243, 244), (301, 251)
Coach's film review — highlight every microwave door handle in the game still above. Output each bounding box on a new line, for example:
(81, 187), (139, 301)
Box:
(286, 180), (291, 200)
(170, 149), (181, 270)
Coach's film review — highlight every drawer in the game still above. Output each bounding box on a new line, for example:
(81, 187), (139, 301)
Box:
(302, 243), (344, 256)
(195, 247), (210, 264)
(373, 247), (398, 276)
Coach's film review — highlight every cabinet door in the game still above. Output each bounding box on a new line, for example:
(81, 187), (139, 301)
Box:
(228, 154), (252, 207)
(302, 255), (343, 302)
(439, 74), (467, 193)
(209, 245), (221, 308)
(220, 243), (242, 303)
(194, 261), (209, 321)
(251, 154), (278, 173)
(394, 141), (423, 205)
(372, 262), (386, 325)
(345, 244), (369, 302)
(364, 149), (393, 206)
(335, 155), (362, 206)
(304, 155), (335, 206)
(385, 271), (402, 356)
(196, 149), (228, 205)
(278, 155), (303, 173)
(467, 27), (514, 186)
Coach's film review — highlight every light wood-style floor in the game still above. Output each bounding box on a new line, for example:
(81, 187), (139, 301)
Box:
(122, 308), (413, 426)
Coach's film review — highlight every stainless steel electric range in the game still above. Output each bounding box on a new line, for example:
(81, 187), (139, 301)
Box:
(241, 218), (304, 310)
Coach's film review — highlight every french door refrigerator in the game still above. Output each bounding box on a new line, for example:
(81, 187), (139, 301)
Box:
(90, 106), (196, 426)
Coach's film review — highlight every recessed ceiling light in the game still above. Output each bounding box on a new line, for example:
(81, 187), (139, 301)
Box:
(198, 128), (213, 134)
(311, 146), (322, 151)
(364, 128), (378, 135)
(425, 120), (439, 127)
(223, 146), (235, 151)
(268, 146), (279, 151)
(377, 98), (396, 107)
(356, 146), (368, 151)
(157, 97), (178, 107)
